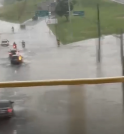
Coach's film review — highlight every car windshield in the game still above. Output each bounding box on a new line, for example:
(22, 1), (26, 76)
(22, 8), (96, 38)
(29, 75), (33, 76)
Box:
(12, 56), (18, 59)
(0, 102), (10, 108)
(11, 50), (16, 54)
(2, 41), (7, 43)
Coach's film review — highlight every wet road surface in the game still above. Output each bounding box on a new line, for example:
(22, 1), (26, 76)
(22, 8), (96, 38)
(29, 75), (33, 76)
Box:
(112, 0), (124, 4)
(0, 18), (124, 134)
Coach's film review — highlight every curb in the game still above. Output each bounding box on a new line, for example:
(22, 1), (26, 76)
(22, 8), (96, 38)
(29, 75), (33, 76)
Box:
(111, 0), (124, 4)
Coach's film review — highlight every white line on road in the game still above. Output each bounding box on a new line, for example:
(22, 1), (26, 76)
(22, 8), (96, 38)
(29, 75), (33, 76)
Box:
(16, 99), (24, 102)
(13, 130), (17, 134)
(60, 100), (68, 104)
(14, 92), (17, 96)
(15, 70), (17, 73)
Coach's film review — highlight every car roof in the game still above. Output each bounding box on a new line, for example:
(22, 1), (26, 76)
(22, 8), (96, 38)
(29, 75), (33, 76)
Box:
(0, 100), (11, 103)
(12, 54), (19, 57)
(10, 49), (17, 51)
(2, 39), (8, 41)
(12, 54), (18, 56)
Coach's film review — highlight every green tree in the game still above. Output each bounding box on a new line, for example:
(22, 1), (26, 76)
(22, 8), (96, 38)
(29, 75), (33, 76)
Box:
(55, 0), (74, 21)
(72, 0), (77, 5)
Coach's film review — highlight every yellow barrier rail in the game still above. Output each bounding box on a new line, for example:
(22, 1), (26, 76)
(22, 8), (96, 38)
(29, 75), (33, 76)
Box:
(0, 76), (124, 88)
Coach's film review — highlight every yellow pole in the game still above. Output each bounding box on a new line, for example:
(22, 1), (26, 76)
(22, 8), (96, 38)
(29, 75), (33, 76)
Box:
(0, 76), (124, 88)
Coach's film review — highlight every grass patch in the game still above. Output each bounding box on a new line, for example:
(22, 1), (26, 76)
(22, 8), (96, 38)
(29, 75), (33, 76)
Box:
(4, 0), (16, 5)
(0, 0), (45, 23)
(49, 0), (124, 44)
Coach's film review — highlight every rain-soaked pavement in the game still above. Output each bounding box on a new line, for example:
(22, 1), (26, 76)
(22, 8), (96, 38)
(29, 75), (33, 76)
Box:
(0, 17), (124, 134)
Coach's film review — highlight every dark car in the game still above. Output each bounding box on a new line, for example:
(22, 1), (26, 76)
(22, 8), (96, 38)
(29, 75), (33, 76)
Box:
(0, 100), (14, 118)
(9, 49), (18, 58)
(11, 54), (23, 64)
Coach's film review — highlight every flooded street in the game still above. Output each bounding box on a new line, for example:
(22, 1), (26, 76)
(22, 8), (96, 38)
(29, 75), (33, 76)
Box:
(0, 17), (123, 134)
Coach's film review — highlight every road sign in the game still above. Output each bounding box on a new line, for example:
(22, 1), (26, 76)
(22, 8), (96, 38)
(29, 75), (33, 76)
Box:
(73, 11), (84, 16)
(36, 10), (49, 17)
(49, 12), (51, 16)
(46, 18), (58, 24)
(51, 2), (56, 7)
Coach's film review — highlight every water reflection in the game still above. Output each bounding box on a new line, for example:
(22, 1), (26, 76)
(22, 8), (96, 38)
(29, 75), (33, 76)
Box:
(69, 85), (86, 134)
(68, 82), (124, 134)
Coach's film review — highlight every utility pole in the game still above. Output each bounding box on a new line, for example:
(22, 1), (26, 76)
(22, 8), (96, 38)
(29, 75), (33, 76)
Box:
(67, 0), (73, 37)
(55, 13), (59, 46)
(67, 0), (71, 21)
(120, 29), (124, 108)
(97, 4), (101, 63)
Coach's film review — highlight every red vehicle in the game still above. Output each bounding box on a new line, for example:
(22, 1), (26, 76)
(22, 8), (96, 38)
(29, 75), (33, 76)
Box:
(13, 43), (17, 49)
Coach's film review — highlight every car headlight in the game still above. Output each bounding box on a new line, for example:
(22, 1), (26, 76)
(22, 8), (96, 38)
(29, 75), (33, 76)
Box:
(18, 56), (22, 61)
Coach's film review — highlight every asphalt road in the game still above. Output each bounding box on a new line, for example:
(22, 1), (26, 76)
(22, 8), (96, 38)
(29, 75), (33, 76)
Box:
(0, 18), (124, 134)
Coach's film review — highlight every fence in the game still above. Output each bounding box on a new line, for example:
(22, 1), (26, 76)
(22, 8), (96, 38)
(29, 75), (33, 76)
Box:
(1, 76), (124, 88)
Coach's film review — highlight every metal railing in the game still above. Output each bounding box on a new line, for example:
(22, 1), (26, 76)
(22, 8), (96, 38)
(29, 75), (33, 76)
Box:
(0, 76), (124, 88)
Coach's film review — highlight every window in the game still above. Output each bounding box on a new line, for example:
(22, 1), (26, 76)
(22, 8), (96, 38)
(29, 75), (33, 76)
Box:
(2, 41), (7, 43)
(11, 50), (17, 55)
(0, 102), (10, 108)
(12, 56), (18, 60)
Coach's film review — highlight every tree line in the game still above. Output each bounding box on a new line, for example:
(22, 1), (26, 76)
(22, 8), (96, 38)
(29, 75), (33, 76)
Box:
(55, 0), (77, 21)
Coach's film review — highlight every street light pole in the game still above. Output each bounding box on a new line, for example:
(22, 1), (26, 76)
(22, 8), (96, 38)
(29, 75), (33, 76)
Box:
(120, 30), (124, 109)
(67, 0), (73, 37)
(67, 0), (71, 19)
(97, 4), (101, 63)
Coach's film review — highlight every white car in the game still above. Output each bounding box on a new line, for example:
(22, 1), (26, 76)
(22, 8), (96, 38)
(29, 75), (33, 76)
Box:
(1, 39), (9, 46)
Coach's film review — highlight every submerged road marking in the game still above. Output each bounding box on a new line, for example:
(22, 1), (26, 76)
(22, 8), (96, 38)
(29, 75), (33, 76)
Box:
(13, 130), (17, 134)
(14, 91), (17, 96)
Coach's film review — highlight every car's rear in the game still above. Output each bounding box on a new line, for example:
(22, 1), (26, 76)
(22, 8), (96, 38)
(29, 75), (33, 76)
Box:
(0, 101), (14, 118)
(9, 50), (17, 58)
(11, 55), (23, 64)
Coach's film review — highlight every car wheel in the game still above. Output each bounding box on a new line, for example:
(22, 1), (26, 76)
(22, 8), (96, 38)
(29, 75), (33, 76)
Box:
(6, 116), (12, 119)
(12, 111), (15, 116)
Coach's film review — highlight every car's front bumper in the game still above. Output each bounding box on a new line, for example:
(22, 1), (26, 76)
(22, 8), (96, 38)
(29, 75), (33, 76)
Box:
(11, 60), (22, 64)
(0, 113), (13, 117)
